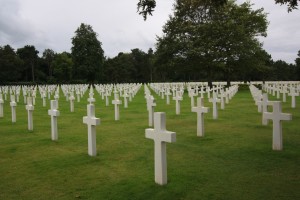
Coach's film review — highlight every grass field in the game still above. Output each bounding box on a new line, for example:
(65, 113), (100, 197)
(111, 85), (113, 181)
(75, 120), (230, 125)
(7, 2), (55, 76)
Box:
(0, 86), (299, 200)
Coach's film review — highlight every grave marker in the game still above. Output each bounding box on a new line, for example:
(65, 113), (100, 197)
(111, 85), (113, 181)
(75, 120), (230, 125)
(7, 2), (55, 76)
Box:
(263, 101), (292, 150)
(209, 92), (220, 119)
(145, 112), (176, 185)
(83, 104), (100, 156)
(192, 98), (209, 137)
(10, 95), (17, 123)
(26, 97), (34, 131)
(48, 100), (60, 141)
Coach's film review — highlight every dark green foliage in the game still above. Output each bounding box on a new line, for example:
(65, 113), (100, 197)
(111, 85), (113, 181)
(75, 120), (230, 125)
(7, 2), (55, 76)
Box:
(155, 0), (269, 83)
(275, 0), (299, 11)
(137, 0), (299, 20)
(52, 52), (73, 82)
(71, 23), (104, 83)
(16, 45), (39, 82)
(0, 45), (23, 83)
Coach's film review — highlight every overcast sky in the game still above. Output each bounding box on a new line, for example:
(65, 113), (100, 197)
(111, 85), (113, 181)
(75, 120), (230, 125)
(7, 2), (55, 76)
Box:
(0, 0), (299, 64)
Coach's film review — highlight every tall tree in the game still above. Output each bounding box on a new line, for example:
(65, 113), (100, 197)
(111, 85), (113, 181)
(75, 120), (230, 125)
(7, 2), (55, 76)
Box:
(42, 49), (55, 77)
(71, 23), (104, 83)
(137, 0), (299, 20)
(295, 50), (300, 79)
(155, 0), (268, 84)
(17, 45), (39, 82)
(52, 52), (73, 82)
(0, 45), (23, 83)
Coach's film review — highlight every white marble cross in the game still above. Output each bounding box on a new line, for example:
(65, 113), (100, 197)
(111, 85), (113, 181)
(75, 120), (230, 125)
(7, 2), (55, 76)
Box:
(104, 91), (110, 106)
(219, 91), (226, 110)
(42, 92), (47, 107)
(145, 112), (176, 185)
(189, 89), (197, 110)
(147, 96), (156, 127)
(112, 92), (122, 121)
(288, 88), (298, 108)
(209, 92), (220, 119)
(83, 104), (100, 156)
(192, 98), (209, 137)
(69, 94), (75, 112)
(26, 97), (34, 131)
(48, 100), (60, 141)
(123, 92), (129, 108)
(165, 89), (171, 105)
(281, 86), (288, 102)
(88, 86), (95, 104)
(257, 93), (272, 125)
(0, 92), (4, 117)
(173, 92), (182, 115)
(263, 101), (292, 150)
(10, 95), (17, 123)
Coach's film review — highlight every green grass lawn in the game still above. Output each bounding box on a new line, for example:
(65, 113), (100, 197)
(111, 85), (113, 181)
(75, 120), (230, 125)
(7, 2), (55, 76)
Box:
(0, 86), (299, 200)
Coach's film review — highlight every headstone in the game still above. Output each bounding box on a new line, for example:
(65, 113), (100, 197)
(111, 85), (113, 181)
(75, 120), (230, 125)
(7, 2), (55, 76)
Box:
(209, 92), (220, 119)
(165, 89), (171, 105)
(192, 98), (209, 137)
(173, 91), (182, 115)
(69, 94), (75, 112)
(145, 112), (176, 185)
(189, 89), (197, 110)
(26, 97), (34, 131)
(48, 100), (60, 141)
(257, 93), (272, 125)
(112, 92), (122, 121)
(88, 86), (95, 104)
(105, 91), (110, 106)
(263, 101), (292, 150)
(123, 92), (129, 108)
(0, 92), (4, 117)
(288, 88), (298, 108)
(83, 104), (100, 156)
(147, 96), (156, 127)
(42, 92), (46, 107)
(10, 95), (17, 123)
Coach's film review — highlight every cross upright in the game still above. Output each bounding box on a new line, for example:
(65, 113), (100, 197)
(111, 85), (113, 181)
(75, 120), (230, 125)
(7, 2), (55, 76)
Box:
(263, 101), (292, 150)
(288, 87), (299, 108)
(281, 86), (288, 102)
(209, 92), (220, 119)
(189, 89), (197, 110)
(219, 90), (226, 110)
(145, 112), (176, 185)
(48, 100), (60, 141)
(112, 92), (122, 120)
(26, 96), (34, 131)
(165, 89), (171, 105)
(172, 91), (183, 115)
(83, 104), (100, 156)
(123, 91), (129, 108)
(192, 97), (209, 137)
(199, 87), (205, 98)
(10, 94), (17, 123)
(0, 92), (4, 117)
(104, 91), (110, 106)
(257, 93), (272, 125)
(69, 94), (75, 112)
(147, 95), (156, 127)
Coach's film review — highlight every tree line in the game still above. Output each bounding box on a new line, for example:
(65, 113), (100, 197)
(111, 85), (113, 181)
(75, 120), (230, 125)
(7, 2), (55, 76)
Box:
(1, 0), (300, 85)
